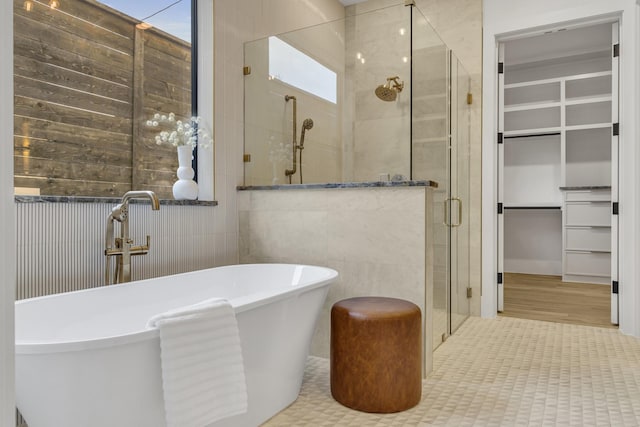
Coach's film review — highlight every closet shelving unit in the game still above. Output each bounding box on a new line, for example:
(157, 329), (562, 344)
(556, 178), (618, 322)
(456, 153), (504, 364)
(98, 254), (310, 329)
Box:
(504, 69), (613, 193)
(498, 21), (619, 315)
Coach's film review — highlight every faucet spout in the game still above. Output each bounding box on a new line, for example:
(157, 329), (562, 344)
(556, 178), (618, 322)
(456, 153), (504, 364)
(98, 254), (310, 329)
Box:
(104, 190), (160, 285)
(121, 190), (160, 210)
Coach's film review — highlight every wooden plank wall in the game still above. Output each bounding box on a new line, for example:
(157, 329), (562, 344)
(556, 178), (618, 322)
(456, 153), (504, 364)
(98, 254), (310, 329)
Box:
(13, 0), (192, 198)
(136, 26), (192, 198)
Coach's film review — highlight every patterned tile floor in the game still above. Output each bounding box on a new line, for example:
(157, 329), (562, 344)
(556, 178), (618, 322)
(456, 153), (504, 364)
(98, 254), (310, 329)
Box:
(263, 316), (640, 426)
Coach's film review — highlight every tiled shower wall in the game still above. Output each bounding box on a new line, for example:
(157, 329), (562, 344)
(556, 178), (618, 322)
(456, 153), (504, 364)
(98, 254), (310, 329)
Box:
(243, 27), (345, 186)
(15, 202), (226, 300)
(346, 0), (412, 182)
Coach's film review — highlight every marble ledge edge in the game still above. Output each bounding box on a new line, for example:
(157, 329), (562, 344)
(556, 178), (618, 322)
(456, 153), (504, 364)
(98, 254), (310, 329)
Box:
(237, 180), (439, 191)
(14, 195), (218, 207)
(559, 186), (612, 191)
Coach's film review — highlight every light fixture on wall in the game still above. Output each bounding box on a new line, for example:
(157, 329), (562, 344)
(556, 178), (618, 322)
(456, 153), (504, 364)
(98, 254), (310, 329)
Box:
(24, 0), (33, 11)
(49, 0), (60, 9)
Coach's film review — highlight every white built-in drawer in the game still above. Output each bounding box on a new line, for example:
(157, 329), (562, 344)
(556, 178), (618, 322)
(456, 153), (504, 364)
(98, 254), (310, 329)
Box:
(565, 251), (611, 277)
(564, 190), (611, 202)
(565, 227), (611, 252)
(565, 202), (610, 226)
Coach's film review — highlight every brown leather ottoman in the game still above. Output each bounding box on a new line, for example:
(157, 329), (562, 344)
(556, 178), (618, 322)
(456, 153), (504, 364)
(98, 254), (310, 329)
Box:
(330, 296), (422, 413)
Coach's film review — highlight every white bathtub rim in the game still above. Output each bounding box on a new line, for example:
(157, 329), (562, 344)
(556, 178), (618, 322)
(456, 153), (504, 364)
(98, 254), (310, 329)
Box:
(15, 263), (338, 355)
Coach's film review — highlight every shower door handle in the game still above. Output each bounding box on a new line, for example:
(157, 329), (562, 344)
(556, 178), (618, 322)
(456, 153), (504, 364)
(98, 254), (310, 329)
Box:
(443, 197), (463, 227)
(444, 198), (451, 227)
(452, 197), (462, 227)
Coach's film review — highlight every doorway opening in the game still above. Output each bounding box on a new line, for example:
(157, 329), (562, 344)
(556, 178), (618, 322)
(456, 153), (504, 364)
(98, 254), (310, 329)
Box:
(496, 21), (619, 329)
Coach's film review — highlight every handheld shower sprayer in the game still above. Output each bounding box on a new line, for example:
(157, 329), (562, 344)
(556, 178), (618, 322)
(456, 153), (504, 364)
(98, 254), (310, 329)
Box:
(297, 118), (314, 184)
(299, 118), (314, 149)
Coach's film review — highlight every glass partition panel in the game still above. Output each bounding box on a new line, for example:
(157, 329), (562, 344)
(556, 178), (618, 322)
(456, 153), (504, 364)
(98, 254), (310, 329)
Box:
(243, 19), (345, 185)
(450, 54), (471, 333)
(410, 7), (449, 350)
(244, 4), (413, 186)
(346, 4), (412, 183)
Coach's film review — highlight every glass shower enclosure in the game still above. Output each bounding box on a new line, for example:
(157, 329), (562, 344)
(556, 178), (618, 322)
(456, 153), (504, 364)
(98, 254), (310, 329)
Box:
(243, 0), (471, 346)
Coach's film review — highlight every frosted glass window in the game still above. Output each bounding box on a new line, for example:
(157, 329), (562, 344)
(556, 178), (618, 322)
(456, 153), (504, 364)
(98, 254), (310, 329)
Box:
(269, 36), (337, 104)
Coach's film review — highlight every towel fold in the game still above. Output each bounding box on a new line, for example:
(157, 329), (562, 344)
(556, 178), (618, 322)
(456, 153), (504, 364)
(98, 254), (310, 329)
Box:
(147, 298), (248, 427)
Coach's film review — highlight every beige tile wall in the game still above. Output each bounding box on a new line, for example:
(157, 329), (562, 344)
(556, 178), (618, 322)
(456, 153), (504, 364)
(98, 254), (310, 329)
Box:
(238, 186), (435, 374)
(346, 2), (412, 182)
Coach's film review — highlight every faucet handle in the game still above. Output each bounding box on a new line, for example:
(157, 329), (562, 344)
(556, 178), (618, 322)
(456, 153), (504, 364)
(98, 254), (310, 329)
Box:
(130, 235), (151, 256)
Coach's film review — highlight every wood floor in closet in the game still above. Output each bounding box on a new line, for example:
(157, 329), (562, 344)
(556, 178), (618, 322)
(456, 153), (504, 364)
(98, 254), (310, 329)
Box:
(500, 273), (615, 329)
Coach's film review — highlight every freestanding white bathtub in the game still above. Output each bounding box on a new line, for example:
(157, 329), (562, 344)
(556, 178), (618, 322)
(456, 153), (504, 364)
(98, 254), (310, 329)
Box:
(15, 263), (337, 427)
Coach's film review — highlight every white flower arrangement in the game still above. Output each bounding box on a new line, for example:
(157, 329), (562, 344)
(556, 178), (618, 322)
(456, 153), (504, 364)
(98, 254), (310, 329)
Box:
(146, 112), (212, 149)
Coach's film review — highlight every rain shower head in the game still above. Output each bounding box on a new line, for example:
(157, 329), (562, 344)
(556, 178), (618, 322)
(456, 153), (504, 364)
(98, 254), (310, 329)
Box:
(375, 76), (404, 102)
(375, 85), (397, 101)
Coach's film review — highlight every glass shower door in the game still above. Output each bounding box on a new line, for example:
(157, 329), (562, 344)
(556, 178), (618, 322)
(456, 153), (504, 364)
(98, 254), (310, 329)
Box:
(412, 13), (471, 345)
(411, 8), (449, 349)
(449, 54), (471, 333)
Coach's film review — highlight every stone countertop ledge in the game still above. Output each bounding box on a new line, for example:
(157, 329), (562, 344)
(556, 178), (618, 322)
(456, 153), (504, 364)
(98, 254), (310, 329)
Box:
(14, 195), (217, 206)
(559, 186), (612, 191)
(237, 180), (439, 191)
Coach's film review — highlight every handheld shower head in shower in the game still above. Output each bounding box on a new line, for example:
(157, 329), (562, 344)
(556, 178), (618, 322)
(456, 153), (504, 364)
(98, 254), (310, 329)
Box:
(299, 118), (314, 149)
(302, 118), (314, 130)
(375, 76), (404, 102)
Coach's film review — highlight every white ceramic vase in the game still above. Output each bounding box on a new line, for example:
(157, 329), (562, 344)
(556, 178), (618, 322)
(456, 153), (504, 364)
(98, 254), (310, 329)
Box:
(172, 145), (198, 200)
